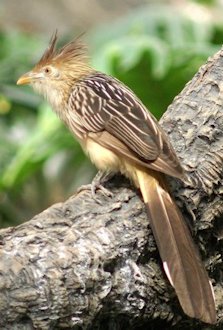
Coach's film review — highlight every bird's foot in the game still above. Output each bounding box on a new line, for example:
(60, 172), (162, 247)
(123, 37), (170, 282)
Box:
(91, 171), (114, 203)
(77, 171), (114, 204)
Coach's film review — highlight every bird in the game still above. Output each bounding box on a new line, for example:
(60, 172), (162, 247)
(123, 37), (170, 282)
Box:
(17, 32), (216, 324)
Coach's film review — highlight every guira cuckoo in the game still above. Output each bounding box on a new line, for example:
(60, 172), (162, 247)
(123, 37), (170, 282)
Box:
(17, 33), (216, 324)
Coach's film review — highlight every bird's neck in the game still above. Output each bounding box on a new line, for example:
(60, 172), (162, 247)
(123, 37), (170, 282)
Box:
(32, 80), (66, 116)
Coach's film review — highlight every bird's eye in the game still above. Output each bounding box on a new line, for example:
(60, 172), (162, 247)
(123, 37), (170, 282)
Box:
(43, 66), (60, 78)
(44, 66), (52, 74)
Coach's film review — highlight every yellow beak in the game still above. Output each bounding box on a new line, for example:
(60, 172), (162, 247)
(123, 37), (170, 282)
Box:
(17, 71), (44, 85)
(17, 72), (33, 85)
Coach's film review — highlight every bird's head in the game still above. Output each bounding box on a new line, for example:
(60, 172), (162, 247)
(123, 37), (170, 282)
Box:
(17, 32), (91, 109)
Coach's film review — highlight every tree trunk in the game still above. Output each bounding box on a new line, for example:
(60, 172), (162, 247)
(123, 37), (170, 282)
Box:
(1, 48), (223, 330)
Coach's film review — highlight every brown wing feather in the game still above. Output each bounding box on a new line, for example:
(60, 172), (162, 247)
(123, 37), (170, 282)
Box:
(67, 72), (184, 179)
(88, 131), (183, 179)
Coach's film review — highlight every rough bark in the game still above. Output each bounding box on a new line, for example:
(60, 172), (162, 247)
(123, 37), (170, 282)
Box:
(1, 49), (223, 330)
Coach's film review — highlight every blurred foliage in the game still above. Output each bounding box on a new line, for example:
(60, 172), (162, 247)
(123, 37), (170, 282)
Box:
(0, 2), (223, 226)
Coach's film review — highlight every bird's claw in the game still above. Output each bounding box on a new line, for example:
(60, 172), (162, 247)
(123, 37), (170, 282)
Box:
(77, 171), (114, 204)
(90, 171), (114, 203)
(91, 181), (113, 199)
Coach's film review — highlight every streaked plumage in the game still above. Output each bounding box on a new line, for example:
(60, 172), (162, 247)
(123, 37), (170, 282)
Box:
(66, 73), (184, 178)
(17, 33), (216, 324)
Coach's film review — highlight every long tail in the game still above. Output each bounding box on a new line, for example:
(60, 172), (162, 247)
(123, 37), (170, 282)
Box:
(136, 169), (216, 324)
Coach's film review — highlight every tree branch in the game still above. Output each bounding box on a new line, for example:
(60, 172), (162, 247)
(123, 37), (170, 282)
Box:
(1, 49), (223, 330)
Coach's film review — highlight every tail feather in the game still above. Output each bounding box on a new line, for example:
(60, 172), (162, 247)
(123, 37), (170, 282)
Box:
(136, 169), (216, 324)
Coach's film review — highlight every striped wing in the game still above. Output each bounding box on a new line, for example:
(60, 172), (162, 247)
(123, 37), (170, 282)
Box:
(68, 73), (183, 178)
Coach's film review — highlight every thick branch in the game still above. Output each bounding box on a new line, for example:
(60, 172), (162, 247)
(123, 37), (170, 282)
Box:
(1, 49), (223, 330)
